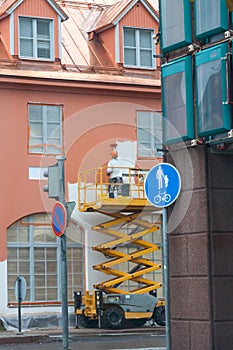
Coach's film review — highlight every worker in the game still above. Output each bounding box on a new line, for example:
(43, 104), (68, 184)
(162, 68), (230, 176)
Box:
(107, 149), (123, 198)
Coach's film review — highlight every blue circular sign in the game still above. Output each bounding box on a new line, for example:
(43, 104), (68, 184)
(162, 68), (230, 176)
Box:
(52, 202), (67, 237)
(144, 163), (181, 208)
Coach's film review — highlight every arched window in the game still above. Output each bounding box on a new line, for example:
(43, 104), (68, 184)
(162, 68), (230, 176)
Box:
(7, 213), (84, 304)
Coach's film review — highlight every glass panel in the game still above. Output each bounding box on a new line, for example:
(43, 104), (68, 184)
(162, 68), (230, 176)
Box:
(161, 0), (191, 52)
(124, 28), (136, 47)
(47, 275), (57, 287)
(195, 0), (228, 39)
(124, 48), (136, 66)
(34, 262), (45, 274)
(34, 227), (45, 243)
(35, 275), (45, 287)
(162, 56), (194, 143)
(37, 42), (50, 59)
(37, 21), (50, 39)
(29, 105), (43, 122)
(19, 18), (33, 37)
(161, 0), (185, 47)
(47, 288), (57, 300)
(197, 60), (222, 133)
(46, 106), (61, 122)
(7, 248), (17, 260)
(35, 289), (45, 300)
(18, 226), (29, 243)
(19, 17), (33, 57)
(140, 31), (151, 49)
(137, 111), (162, 157)
(18, 261), (30, 274)
(18, 248), (29, 261)
(20, 39), (33, 57)
(7, 228), (17, 243)
(34, 248), (45, 260)
(140, 50), (152, 67)
(163, 72), (187, 139)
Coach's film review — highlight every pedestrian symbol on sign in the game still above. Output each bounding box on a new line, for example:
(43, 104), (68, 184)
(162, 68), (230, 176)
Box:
(144, 163), (181, 208)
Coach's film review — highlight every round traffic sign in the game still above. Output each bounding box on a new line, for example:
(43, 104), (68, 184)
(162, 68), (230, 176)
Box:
(52, 202), (67, 237)
(14, 276), (27, 302)
(144, 163), (181, 208)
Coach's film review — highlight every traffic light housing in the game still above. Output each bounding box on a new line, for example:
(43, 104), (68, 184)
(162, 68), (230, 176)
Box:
(43, 163), (60, 199)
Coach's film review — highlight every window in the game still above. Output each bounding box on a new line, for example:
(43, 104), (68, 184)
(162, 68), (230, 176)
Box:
(160, 0), (192, 53)
(194, 0), (228, 40)
(28, 103), (63, 155)
(123, 27), (155, 68)
(162, 56), (194, 144)
(137, 111), (162, 158)
(19, 17), (54, 60)
(195, 43), (231, 137)
(7, 214), (84, 303)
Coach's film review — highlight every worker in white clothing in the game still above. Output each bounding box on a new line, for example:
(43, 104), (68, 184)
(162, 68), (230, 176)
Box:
(107, 149), (123, 198)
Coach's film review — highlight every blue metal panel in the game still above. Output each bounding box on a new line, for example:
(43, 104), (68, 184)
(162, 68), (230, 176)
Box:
(160, 0), (192, 53)
(162, 56), (194, 144)
(195, 43), (232, 137)
(194, 0), (228, 40)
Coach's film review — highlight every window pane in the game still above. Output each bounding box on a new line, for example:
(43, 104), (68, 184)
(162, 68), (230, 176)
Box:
(140, 50), (152, 67)
(124, 29), (136, 46)
(195, 43), (231, 137)
(164, 72), (187, 138)
(124, 48), (136, 66)
(140, 31), (151, 49)
(37, 41), (50, 59)
(196, 60), (222, 133)
(195, 0), (228, 39)
(19, 18), (33, 37)
(137, 111), (162, 157)
(37, 21), (50, 39)
(160, 0), (192, 52)
(20, 39), (33, 57)
(28, 105), (43, 122)
(162, 56), (194, 143)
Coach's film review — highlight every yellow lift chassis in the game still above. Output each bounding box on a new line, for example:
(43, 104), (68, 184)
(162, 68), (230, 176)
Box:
(74, 166), (165, 329)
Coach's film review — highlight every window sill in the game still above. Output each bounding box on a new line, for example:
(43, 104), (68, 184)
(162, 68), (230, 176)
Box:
(8, 301), (74, 308)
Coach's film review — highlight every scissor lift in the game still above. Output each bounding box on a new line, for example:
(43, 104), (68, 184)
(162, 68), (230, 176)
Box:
(74, 166), (165, 329)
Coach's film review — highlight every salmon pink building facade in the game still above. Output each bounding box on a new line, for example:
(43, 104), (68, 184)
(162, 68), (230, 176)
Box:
(0, 0), (162, 327)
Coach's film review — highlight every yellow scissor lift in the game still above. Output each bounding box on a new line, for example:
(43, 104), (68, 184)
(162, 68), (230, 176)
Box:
(74, 166), (165, 329)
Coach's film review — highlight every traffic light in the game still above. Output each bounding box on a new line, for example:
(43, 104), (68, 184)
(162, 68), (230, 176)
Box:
(43, 163), (60, 199)
(226, 0), (233, 11)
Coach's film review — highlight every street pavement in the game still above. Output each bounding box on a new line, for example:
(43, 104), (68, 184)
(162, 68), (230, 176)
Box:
(0, 325), (166, 347)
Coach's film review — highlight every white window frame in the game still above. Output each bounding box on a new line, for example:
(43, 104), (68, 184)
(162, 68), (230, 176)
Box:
(137, 111), (163, 158)
(18, 16), (54, 60)
(123, 26), (155, 69)
(28, 103), (63, 155)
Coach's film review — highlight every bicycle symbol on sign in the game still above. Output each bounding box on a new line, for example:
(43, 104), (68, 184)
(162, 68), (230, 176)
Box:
(154, 191), (171, 204)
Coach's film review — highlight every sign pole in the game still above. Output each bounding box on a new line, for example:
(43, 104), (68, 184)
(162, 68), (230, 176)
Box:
(17, 277), (22, 333)
(14, 276), (27, 334)
(57, 155), (69, 350)
(144, 163), (181, 350)
(162, 208), (170, 350)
